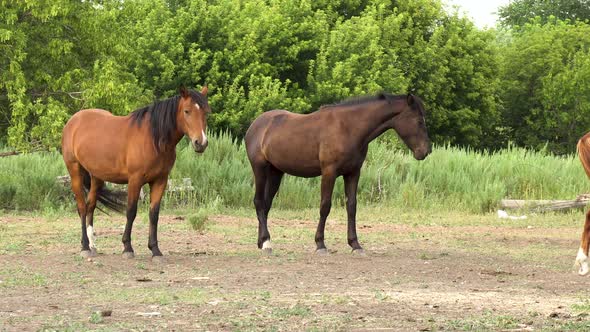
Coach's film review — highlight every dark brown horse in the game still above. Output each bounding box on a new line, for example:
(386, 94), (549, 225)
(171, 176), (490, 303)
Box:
(245, 93), (431, 254)
(575, 132), (590, 275)
(61, 86), (210, 260)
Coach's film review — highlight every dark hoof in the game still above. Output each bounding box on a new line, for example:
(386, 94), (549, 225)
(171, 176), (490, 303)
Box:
(315, 248), (329, 255)
(151, 255), (166, 264)
(80, 250), (93, 258)
(352, 248), (366, 256)
(261, 248), (273, 256)
(122, 251), (135, 259)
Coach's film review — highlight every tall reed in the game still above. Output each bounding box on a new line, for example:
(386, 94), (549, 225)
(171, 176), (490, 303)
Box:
(0, 134), (586, 213)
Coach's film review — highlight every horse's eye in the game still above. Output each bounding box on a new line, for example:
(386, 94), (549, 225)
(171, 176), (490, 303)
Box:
(184, 109), (189, 114)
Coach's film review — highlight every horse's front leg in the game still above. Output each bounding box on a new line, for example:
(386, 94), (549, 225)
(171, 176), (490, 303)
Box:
(148, 178), (167, 262)
(315, 170), (337, 254)
(122, 179), (142, 259)
(576, 209), (590, 275)
(344, 169), (364, 254)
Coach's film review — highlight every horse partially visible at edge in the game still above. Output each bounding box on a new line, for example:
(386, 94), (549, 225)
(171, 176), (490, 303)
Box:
(61, 86), (210, 261)
(575, 132), (590, 275)
(245, 93), (431, 255)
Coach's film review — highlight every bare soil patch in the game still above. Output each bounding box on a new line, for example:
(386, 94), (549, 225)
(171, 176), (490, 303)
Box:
(1, 213), (589, 331)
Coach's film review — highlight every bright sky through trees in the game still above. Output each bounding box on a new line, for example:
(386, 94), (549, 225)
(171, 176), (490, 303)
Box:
(445, 0), (510, 28)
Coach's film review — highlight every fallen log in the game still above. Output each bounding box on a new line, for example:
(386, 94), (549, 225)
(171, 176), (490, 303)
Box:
(501, 194), (590, 212)
(0, 151), (19, 157)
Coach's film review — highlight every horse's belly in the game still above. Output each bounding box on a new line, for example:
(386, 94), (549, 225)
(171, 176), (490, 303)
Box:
(280, 166), (321, 178)
(269, 158), (321, 178)
(82, 160), (129, 184)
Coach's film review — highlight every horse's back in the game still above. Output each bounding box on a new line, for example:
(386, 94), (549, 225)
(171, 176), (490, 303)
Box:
(63, 109), (116, 134)
(62, 109), (122, 152)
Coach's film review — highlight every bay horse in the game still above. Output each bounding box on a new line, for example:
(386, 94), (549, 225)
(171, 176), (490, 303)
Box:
(245, 93), (431, 255)
(61, 86), (210, 261)
(575, 131), (590, 275)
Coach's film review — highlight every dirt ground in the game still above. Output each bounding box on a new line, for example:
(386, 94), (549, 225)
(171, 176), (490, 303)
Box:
(1, 211), (590, 331)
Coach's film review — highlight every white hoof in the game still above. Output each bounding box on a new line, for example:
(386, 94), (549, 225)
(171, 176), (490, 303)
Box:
(122, 251), (135, 259)
(315, 248), (329, 255)
(87, 226), (97, 252)
(352, 248), (366, 256)
(80, 250), (93, 258)
(261, 240), (272, 256)
(151, 255), (166, 264)
(575, 248), (589, 276)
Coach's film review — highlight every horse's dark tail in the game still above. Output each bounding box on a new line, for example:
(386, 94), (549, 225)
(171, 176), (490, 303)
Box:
(578, 132), (590, 180)
(80, 168), (126, 214)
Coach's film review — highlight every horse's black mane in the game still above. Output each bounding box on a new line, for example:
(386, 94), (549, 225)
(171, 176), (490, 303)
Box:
(130, 90), (207, 151)
(320, 93), (424, 116)
(321, 93), (406, 109)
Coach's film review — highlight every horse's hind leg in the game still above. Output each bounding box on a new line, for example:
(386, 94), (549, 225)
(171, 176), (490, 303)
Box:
(315, 170), (337, 254)
(66, 162), (91, 257)
(344, 169), (364, 254)
(252, 163), (272, 254)
(85, 177), (104, 257)
(264, 166), (283, 221)
(576, 209), (590, 275)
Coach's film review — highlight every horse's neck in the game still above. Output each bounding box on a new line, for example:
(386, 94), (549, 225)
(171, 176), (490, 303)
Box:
(364, 119), (395, 145)
(345, 101), (398, 146)
(149, 109), (184, 154)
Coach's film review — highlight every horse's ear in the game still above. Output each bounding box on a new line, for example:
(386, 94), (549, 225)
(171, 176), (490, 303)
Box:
(407, 93), (415, 106)
(179, 85), (189, 98)
(201, 85), (208, 96)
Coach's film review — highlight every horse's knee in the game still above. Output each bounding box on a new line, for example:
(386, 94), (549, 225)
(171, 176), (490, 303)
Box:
(346, 199), (356, 210)
(320, 200), (331, 217)
(253, 198), (265, 211)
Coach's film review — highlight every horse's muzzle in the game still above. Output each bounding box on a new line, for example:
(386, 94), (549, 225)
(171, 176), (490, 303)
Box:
(192, 140), (208, 153)
(413, 145), (431, 160)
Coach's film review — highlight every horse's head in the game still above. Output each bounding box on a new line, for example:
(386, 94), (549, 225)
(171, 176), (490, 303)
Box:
(177, 86), (210, 153)
(392, 94), (431, 160)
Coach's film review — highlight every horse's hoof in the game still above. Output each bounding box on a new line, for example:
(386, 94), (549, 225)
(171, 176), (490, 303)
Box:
(89, 247), (98, 257)
(80, 250), (93, 258)
(261, 248), (273, 256)
(577, 261), (589, 276)
(575, 248), (589, 276)
(315, 248), (329, 255)
(352, 248), (366, 256)
(122, 251), (135, 259)
(151, 255), (166, 264)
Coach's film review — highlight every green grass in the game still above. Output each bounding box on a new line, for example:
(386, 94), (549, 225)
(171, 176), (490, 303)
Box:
(0, 267), (48, 288)
(1, 132), (588, 213)
(447, 312), (522, 331)
(92, 286), (207, 306)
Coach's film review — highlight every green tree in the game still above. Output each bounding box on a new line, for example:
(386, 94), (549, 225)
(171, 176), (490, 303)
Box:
(309, 0), (501, 147)
(0, 0), (511, 152)
(177, 0), (321, 137)
(498, 0), (590, 27)
(0, 0), (148, 151)
(498, 19), (590, 153)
